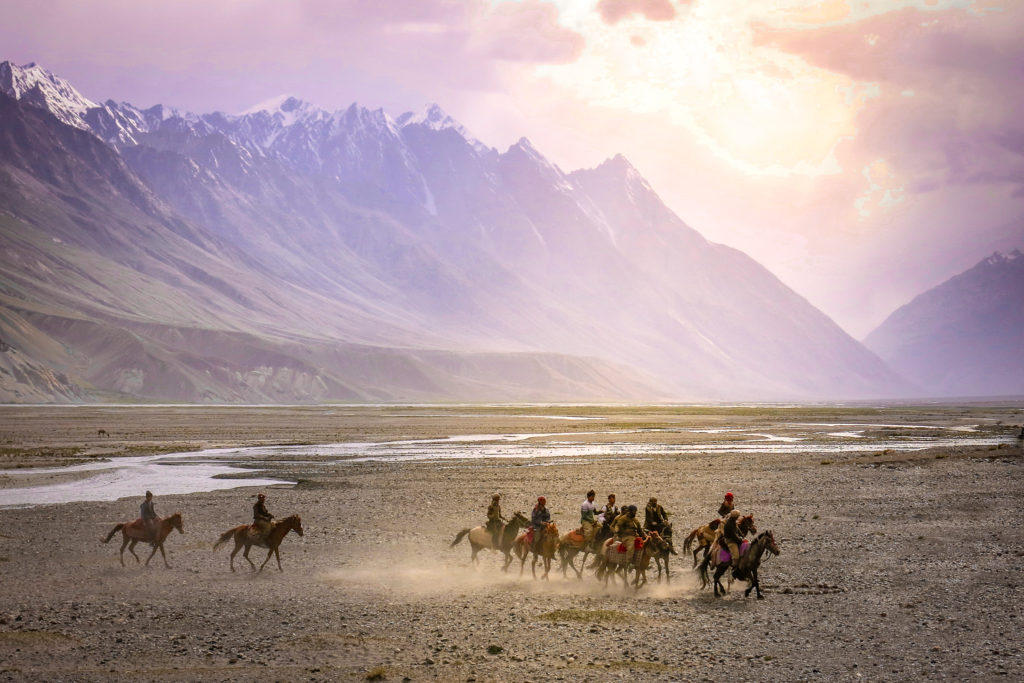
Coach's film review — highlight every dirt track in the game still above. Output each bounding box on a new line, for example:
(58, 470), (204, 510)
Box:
(0, 404), (1022, 681)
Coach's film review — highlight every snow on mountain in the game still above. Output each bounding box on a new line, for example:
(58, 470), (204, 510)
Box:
(0, 61), (98, 131)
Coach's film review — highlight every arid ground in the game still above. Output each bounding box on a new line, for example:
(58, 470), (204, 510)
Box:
(0, 403), (1022, 682)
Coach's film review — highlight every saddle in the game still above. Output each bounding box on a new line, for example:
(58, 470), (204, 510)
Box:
(567, 529), (585, 545)
(717, 539), (750, 564)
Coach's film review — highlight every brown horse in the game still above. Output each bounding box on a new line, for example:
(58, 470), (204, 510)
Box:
(632, 531), (673, 590)
(103, 513), (184, 568)
(213, 514), (304, 572)
(513, 522), (560, 580)
(698, 529), (780, 598)
(450, 511), (530, 571)
(682, 514), (756, 566)
(558, 522), (614, 579)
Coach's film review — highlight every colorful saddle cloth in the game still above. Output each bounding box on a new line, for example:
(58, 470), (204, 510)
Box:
(718, 539), (750, 564)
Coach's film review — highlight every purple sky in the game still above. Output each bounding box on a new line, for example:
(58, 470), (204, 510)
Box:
(3, 0), (1022, 337)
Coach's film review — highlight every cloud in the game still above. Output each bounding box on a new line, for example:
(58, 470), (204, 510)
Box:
(756, 5), (1024, 195)
(597, 0), (678, 26)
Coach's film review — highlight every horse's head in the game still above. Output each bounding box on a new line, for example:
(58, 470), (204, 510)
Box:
(544, 522), (559, 537)
(169, 512), (184, 534)
(511, 511), (529, 526)
(740, 514), (756, 535)
(286, 515), (304, 536)
(764, 530), (780, 556)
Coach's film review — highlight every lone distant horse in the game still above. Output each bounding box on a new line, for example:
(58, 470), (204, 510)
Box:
(213, 514), (304, 572)
(698, 529), (780, 599)
(514, 522), (560, 580)
(103, 513), (184, 568)
(450, 511), (530, 571)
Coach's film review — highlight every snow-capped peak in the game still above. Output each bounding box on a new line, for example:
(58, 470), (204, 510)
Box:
(0, 60), (98, 131)
(397, 103), (491, 154)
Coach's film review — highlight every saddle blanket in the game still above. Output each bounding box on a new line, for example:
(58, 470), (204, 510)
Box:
(616, 537), (644, 553)
(718, 539), (750, 564)
(567, 529), (585, 545)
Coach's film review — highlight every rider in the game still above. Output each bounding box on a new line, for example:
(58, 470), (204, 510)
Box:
(612, 505), (644, 564)
(580, 490), (598, 545)
(486, 493), (505, 546)
(140, 490), (158, 539)
(718, 491), (735, 518)
(598, 493), (618, 524)
(251, 493), (274, 540)
(530, 496), (551, 552)
(720, 509), (744, 570)
(644, 496), (670, 535)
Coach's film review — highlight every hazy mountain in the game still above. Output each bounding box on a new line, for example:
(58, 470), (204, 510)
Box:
(864, 250), (1024, 397)
(0, 60), (908, 402)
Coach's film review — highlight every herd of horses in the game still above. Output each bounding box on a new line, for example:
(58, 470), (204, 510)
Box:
(450, 511), (781, 597)
(99, 507), (780, 599)
(101, 512), (304, 572)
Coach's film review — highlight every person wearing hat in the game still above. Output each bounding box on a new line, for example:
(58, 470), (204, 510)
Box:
(140, 490), (158, 539)
(612, 505), (644, 564)
(486, 494), (506, 547)
(644, 496), (670, 535)
(718, 492), (735, 518)
(250, 493), (274, 541)
(721, 508), (744, 570)
(530, 496), (551, 553)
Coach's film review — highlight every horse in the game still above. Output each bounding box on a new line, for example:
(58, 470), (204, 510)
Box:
(513, 522), (560, 580)
(594, 534), (647, 588)
(213, 514), (304, 572)
(632, 531), (673, 590)
(682, 514), (756, 566)
(102, 513), (184, 568)
(450, 511), (530, 571)
(697, 529), (780, 598)
(648, 526), (678, 583)
(558, 522), (614, 579)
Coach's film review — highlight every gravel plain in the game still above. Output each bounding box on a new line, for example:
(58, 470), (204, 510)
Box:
(0, 403), (1022, 682)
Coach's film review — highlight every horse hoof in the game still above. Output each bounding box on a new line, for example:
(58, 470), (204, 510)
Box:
(757, 594), (765, 600)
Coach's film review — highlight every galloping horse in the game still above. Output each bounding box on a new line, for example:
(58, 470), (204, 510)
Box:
(213, 514), (304, 572)
(683, 514), (756, 566)
(682, 518), (721, 566)
(632, 531), (673, 590)
(698, 529), (780, 598)
(594, 534), (646, 588)
(514, 522), (560, 580)
(558, 522), (614, 579)
(648, 527), (678, 583)
(450, 511), (530, 571)
(103, 513), (184, 568)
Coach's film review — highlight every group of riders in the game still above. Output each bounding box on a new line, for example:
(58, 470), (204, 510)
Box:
(484, 489), (749, 572)
(136, 489), (274, 543)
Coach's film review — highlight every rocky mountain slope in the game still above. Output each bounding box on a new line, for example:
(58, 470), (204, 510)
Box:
(0, 60), (907, 402)
(864, 250), (1024, 397)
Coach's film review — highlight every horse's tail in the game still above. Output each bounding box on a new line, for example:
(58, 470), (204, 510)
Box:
(450, 529), (472, 548)
(682, 528), (698, 554)
(213, 528), (237, 552)
(103, 524), (124, 543)
(696, 552), (712, 589)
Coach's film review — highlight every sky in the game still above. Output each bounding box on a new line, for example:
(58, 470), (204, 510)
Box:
(3, 0), (1023, 337)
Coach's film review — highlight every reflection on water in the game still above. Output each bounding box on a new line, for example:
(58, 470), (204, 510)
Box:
(0, 421), (1012, 508)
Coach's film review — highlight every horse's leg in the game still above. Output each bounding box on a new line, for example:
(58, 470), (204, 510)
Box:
(275, 547), (283, 572)
(258, 545), (276, 572)
(713, 565), (726, 597)
(229, 539), (241, 572)
(243, 543), (257, 571)
(530, 552), (538, 579)
(157, 542), (170, 568)
(127, 539), (141, 564)
(118, 535), (130, 567)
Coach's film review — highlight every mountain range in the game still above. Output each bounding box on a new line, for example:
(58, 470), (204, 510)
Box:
(0, 60), (911, 403)
(864, 250), (1024, 397)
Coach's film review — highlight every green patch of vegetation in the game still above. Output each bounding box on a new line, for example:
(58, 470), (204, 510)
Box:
(0, 630), (74, 645)
(595, 660), (672, 672)
(365, 665), (387, 681)
(820, 459), (832, 465)
(487, 645), (504, 655)
(935, 454), (947, 459)
(538, 609), (641, 623)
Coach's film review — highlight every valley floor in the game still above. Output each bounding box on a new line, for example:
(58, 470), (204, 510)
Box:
(0, 404), (1022, 682)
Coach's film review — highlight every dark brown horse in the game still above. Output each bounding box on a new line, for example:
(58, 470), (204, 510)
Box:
(450, 511), (530, 571)
(103, 513), (184, 568)
(213, 514), (304, 572)
(698, 529), (780, 598)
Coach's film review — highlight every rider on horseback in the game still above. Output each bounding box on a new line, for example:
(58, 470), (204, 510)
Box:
(486, 494), (505, 546)
(250, 493), (274, 541)
(598, 493), (618, 524)
(612, 505), (643, 564)
(580, 490), (598, 545)
(644, 497), (670, 535)
(718, 491), (735, 518)
(140, 490), (158, 540)
(721, 508), (744, 570)
(530, 496), (551, 553)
